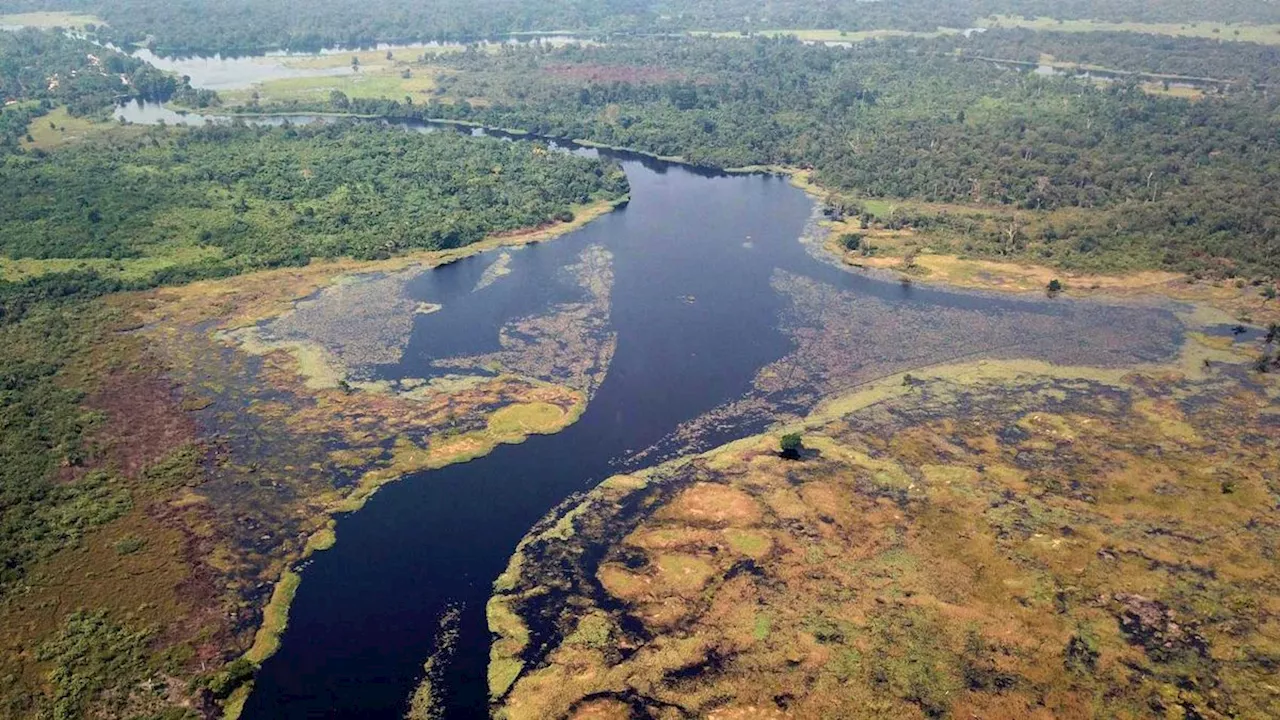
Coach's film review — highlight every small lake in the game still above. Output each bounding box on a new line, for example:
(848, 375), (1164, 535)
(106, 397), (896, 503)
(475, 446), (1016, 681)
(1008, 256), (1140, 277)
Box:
(115, 109), (1188, 717)
(115, 35), (585, 90)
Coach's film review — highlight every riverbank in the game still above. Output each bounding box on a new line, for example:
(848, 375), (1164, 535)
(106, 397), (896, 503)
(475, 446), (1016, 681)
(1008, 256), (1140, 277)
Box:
(489, 323), (1280, 719)
(778, 169), (1280, 329)
(148, 195), (628, 719)
(0, 187), (626, 719)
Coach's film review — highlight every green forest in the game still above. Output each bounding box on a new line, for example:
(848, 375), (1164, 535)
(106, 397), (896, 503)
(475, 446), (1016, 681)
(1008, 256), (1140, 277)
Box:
(931, 28), (1280, 85)
(1, 6), (1279, 717)
(6, 0), (1280, 55)
(0, 121), (626, 265)
(270, 36), (1280, 277)
(0, 29), (215, 150)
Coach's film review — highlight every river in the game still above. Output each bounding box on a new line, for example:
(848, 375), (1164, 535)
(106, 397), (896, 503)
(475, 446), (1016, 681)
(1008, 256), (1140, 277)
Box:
(237, 154), (1180, 717)
(113, 102), (1186, 718)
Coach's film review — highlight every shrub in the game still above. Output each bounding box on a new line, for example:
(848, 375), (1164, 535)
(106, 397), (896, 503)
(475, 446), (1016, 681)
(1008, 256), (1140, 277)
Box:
(779, 433), (803, 458)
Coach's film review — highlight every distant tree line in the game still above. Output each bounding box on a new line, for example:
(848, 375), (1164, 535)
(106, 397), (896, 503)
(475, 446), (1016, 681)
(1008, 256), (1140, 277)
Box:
(0, 121), (628, 316)
(0, 29), (217, 149)
(263, 36), (1278, 278)
(929, 28), (1280, 86)
(7, 0), (1280, 56)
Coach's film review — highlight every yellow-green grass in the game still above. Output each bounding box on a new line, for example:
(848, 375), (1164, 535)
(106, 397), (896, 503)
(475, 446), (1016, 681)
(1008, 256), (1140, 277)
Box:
(693, 28), (960, 43)
(492, 343), (1280, 719)
(20, 105), (112, 150)
(0, 245), (225, 283)
(282, 46), (469, 71)
(223, 69), (441, 105)
(0, 11), (103, 29)
(244, 570), (301, 663)
(978, 15), (1280, 44)
(486, 401), (569, 436)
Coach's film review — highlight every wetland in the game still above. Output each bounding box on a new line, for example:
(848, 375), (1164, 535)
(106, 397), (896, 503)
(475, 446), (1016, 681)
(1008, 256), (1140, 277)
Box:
(4, 19), (1279, 720)
(220, 140), (1249, 719)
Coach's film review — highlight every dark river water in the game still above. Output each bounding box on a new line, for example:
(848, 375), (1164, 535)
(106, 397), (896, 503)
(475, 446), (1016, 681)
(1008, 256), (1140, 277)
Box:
(110, 102), (1185, 718)
(235, 154), (1182, 718)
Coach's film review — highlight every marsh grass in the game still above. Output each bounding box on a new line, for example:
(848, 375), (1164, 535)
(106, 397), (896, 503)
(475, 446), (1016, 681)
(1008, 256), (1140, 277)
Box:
(245, 570), (300, 663)
(491, 349), (1280, 719)
(978, 15), (1280, 45)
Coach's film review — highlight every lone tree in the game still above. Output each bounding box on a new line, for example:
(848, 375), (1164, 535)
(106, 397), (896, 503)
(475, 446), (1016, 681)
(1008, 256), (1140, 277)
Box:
(779, 433), (803, 459)
(1047, 278), (1063, 295)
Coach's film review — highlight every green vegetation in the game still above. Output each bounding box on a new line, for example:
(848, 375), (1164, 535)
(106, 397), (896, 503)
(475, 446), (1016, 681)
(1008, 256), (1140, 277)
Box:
(0, 29), (629, 716)
(35, 611), (152, 720)
(0, 122), (626, 286)
(932, 27), (1280, 85)
(0, 28), (215, 128)
(491, 349), (1280, 719)
(245, 570), (300, 663)
(978, 14), (1280, 45)
(9, 0), (1280, 55)
(0, 300), (128, 592)
(305, 36), (1278, 278)
(779, 432), (803, 456)
(0, 10), (104, 29)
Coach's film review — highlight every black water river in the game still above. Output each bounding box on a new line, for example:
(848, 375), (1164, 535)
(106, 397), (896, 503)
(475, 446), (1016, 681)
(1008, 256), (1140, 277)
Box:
(243, 157), (1182, 718)
(113, 102), (1184, 718)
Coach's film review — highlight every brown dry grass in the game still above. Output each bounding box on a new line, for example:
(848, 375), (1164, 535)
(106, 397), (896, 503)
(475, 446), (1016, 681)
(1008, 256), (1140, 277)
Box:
(2, 196), (624, 718)
(493, 354), (1280, 719)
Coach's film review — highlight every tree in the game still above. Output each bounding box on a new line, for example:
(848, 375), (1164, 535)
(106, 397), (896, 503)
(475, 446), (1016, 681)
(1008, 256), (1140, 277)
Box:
(779, 433), (803, 458)
(1047, 278), (1063, 295)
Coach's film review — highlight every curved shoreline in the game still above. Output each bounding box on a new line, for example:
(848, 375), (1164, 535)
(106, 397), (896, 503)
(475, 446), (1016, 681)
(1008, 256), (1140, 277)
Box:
(147, 195), (628, 720)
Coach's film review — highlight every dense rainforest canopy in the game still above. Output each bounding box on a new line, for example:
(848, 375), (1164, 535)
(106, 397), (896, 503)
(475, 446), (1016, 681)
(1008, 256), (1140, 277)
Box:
(273, 36), (1280, 277)
(0, 122), (627, 310)
(4, 0), (1280, 55)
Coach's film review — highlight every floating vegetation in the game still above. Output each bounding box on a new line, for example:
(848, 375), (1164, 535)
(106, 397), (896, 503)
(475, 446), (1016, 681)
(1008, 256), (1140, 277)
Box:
(490, 348), (1280, 719)
(633, 267), (1184, 463)
(436, 245), (617, 398)
(240, 265), (427, 382)
(406, 604), (463, 720)
(0, 211), (625, 719)
(475, 251), (514, 292)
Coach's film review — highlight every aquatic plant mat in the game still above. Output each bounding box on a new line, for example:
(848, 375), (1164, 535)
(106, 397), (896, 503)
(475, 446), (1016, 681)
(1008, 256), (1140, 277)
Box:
(629, 265), (1183, 464)
(490, 336), (1280, 719)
